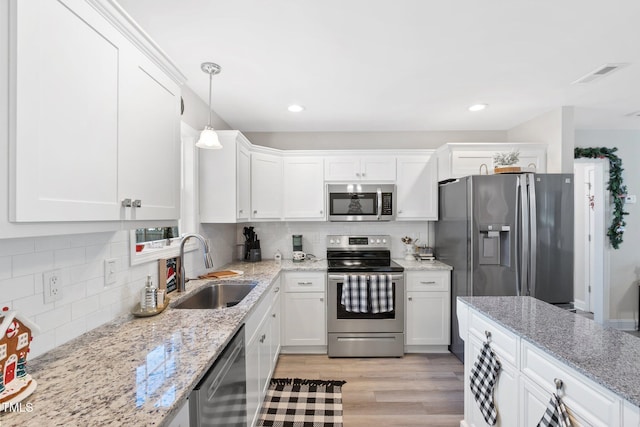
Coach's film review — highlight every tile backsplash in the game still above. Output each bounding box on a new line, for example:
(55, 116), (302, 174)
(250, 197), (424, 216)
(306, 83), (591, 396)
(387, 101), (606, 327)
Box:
(237, 221), (434, 260)
(0, 225), (234, 359)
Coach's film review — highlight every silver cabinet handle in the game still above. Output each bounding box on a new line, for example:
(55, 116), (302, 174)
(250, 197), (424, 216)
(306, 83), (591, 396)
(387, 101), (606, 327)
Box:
(420, 281), (436, 285)
(408, 297), (413, 301)
(132, 199), (142, 208)
(239, 209), (243, 213)
(320, 298), (324, 302)
(356, 172), (361, 177)
(320, 210), (323, 214)
(121, 198), (132, 207)
(362, 172), (366, 177)
(259, 334), (266, 343)
(272, 313), (276, 318)
(297, 281), (313, 285)
(273, 287), (280, 293)
(253, 210), (258, 214)
(398, 210), (403, 214)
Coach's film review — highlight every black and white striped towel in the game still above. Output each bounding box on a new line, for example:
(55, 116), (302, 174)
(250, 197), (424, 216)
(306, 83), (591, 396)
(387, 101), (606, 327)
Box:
(469, 341), (501, 426)
(370, 274), (393, 313)
(537, 393), (572, 427)
(341, 275), (368, 313)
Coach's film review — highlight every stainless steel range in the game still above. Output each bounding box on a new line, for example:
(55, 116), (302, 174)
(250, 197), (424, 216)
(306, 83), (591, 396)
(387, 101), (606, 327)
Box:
(326, 235), (405, 357)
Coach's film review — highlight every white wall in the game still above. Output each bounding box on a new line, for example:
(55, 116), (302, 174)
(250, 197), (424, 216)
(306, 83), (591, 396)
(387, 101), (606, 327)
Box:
(244, 130), (508, 150)
(575, 129), (640, 327)
(508, 106), (575, 173)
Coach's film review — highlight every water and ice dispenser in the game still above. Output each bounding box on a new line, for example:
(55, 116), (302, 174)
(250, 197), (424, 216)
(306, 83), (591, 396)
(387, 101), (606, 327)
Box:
(478, 225), (511, 266)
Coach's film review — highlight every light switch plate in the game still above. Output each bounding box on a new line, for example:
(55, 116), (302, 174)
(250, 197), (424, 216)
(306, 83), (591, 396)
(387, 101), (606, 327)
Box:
(105, 258), (117, 286)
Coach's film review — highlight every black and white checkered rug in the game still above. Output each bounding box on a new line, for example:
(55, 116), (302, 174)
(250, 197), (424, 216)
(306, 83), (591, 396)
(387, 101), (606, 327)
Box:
(257, 378), (346, 427)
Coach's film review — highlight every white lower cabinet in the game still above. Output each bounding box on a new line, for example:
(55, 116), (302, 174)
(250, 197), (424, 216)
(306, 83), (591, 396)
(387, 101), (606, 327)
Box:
(245, 278), (282, 427)
(405, 271), (451, 350)
(281, 272), (326, 351)
(459, 301), (638, 427)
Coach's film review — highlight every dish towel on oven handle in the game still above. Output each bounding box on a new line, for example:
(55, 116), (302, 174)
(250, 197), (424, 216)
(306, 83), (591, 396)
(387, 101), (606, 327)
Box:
(341, 274), (368, 313)
(469, 341), (501, 426)
(370, 274), (393, 313)
(537, 393), (572, 427)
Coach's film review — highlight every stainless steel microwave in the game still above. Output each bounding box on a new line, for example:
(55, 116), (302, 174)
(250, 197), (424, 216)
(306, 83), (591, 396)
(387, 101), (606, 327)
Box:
(327, 184), (396, 221)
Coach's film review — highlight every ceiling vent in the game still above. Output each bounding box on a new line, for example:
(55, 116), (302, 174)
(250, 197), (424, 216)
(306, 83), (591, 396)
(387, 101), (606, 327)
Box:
(572, 63), (629, 84)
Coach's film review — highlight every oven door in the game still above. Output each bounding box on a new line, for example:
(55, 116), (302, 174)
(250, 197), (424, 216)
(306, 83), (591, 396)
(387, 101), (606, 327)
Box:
(327, 273), (404, 333)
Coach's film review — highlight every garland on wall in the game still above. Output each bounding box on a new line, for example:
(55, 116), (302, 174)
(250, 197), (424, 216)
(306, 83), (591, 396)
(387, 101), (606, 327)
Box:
(574, 147), (628, 249)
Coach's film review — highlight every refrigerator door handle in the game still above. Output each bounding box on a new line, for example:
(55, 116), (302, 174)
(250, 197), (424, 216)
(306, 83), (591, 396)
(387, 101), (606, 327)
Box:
(515, 176), (521, 296)
(520, 175), (530, 296)
(528, 174), (537, 297)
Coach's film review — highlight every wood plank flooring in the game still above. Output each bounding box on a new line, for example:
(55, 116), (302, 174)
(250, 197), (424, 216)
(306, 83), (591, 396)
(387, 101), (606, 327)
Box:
(272, 353), (464, 427)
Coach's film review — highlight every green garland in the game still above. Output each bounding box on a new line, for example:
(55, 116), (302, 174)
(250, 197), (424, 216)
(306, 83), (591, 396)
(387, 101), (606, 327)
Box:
(574, 147), (628, 249)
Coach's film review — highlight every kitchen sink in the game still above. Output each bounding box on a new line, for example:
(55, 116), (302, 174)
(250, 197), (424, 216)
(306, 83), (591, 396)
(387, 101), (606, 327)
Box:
(174, 281), (257, 309)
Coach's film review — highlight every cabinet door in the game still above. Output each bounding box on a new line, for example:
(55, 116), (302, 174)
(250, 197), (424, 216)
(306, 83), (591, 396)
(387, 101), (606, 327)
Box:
(11, 0), (120, 221)
(406, 291), (450, 345)
(245, 335), (261, 427)
(258, 319), (272, 396)
(283, 292), (326, 346)
(119, 53), (181, 220)
(324, 156), (361, 181)
(396, 155), (437, 220)
(451, 151), (495, 178)
(271, 290), (282, 367)
(251, 152), (283, 219)
(167, 398), (190, 427)
(467, 334), (520, 427)
(361, 157), (396, 181)
(237, 143), (251, 221)
(283, 157), (325, 219)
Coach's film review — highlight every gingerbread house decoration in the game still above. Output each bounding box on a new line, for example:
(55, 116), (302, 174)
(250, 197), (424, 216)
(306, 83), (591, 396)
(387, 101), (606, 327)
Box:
(0, 307), (40, 407)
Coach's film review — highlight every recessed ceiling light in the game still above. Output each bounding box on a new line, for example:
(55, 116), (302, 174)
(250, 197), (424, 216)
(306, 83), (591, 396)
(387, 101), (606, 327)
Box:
(288, 104), (305, 113)
(469, 104), (488, 112)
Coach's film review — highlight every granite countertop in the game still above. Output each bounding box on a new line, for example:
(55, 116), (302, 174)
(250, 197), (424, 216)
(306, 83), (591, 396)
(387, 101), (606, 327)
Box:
(5, 259), (324, 427)
(459, 296), (640, 407)
(394, 258), (453, 271)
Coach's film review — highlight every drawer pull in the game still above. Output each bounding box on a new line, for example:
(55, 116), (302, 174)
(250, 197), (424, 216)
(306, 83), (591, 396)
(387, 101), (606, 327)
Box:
(554, 378), (564, 392)
(420, 281), (436, 285)
(297, 281), (313, 285)
(485, 330), (492, 341)
(408, 297), (413, 301)
(273, 287), (280, 293)
(320, 298), (324, 302)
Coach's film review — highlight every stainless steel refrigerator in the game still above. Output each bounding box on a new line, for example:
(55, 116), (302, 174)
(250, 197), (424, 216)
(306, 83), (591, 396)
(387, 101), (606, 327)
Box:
(435, 173), (574, 361)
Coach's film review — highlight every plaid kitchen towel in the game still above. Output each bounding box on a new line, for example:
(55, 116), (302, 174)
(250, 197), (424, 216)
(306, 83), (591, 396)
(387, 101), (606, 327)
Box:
(341, 275), (368, 313)
(469, 341), (502, 426)
(370, 274), (393, 313)
(537, 393), (572, 427)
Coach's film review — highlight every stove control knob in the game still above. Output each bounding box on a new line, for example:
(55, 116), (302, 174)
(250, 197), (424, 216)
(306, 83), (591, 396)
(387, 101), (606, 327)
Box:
(329, 239), (335, 244)
(376, 239), (381, 243)
(382, 238), (387, 244)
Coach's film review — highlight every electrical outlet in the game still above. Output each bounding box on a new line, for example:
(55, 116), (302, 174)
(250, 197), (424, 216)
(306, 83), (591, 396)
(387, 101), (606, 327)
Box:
(105, 258), (117, 286)
(43, 270), (63, 304)
(625, 195), (637, 204)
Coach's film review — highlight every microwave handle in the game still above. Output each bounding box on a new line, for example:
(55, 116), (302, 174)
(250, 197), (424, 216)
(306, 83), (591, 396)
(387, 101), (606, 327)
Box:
(377, 187), (382, 220)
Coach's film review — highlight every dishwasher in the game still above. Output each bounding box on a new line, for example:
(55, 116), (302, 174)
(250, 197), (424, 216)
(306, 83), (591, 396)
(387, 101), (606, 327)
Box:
(190, 326), (246, 427)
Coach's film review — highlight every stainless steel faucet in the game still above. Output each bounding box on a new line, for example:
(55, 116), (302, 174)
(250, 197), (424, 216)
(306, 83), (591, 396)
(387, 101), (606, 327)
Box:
(178, 233), (214, 292)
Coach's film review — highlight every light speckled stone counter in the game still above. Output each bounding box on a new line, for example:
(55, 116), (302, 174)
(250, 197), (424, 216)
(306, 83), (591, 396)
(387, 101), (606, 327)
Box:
(4, 260), (323, 427)
(393, 258), (452, 271)
(459, 296), (640, 408)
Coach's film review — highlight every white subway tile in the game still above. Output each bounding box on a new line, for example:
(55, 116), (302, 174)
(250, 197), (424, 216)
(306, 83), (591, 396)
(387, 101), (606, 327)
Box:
(13, 293), (54, 318)
(0, 238), (34, 257)
(29, 329), (56, 359)
(0, 275), (35, 301)
(35, 305), (72, 332)
(54, 247), (86, 269)
(84, 307), (111, 331)
(55, 320), (87, 347)
(85, 243), (110, 261)
(0, 256), (11, 280)
(71, 294), (100, 320)
(110, 240), (130, 257)
(35, 235), (72, 252)
(69, 261), (103, 284)
(55, 282), (87, 306)
(86, 277), (105, 296)
(13, 251), (54, 277)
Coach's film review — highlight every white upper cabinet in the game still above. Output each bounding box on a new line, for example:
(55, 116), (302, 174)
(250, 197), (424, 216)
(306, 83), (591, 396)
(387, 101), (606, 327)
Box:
(119, 52), (181, 221)
(283, 157), (325, 220)
(199, 131), (251, 223)
(324, 155), (396, 181)
(9, 0), (184, 223)
(10, 0), (121, 222)
(251, 151), (283, 220)
(436, 143), (547, 182)
(396, 154), (437, 220)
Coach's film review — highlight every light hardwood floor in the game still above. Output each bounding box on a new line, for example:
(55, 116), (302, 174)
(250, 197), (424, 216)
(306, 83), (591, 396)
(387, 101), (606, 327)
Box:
(272, 353), (465, 427)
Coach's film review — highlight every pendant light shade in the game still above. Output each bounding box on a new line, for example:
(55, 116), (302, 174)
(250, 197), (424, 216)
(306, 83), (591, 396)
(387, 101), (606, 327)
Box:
(196, 62), (222, 150)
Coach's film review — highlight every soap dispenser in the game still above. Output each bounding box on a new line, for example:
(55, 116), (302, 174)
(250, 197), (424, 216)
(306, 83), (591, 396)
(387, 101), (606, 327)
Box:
(140, 275), (157, 312)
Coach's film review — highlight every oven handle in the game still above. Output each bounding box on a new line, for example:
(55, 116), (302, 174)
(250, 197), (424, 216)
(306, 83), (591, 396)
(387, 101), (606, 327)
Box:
(376, 187), (382, 220)
(328, 274), (404, 281)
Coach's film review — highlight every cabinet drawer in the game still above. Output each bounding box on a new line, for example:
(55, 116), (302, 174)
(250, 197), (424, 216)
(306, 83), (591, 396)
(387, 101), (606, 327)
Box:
(406, 271), (450, 292)
(468, 310), (519, 367)
(521, 342), (620, 426)
(284, 272), (325, 292)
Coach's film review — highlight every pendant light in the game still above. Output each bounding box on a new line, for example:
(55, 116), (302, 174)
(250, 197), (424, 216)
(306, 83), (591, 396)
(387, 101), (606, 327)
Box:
(195, 62), (223, 149)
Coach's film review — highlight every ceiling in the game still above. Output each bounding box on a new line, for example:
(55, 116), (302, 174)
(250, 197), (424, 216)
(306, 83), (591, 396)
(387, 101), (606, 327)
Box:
(117, 0), (640, 132)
